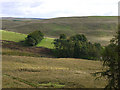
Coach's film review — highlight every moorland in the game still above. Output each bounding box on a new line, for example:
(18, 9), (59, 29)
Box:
(1, 16), (117, 88)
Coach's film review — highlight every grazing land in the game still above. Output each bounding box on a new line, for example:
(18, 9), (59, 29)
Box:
(2, 55), (107, 88)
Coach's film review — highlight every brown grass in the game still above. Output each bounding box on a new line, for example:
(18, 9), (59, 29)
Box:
(2, 55), (107, 88)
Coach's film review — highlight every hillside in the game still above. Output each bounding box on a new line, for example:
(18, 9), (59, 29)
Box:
(2, 16), (118, 45)
(0, 30), (26, 42)
(1, 30), (54, 48)
(2, 55), (107, 88)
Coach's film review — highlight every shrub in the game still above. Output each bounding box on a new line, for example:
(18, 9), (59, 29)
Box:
(25, 31), (44, 46)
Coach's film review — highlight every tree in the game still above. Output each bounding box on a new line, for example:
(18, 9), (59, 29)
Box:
(102, 42), (118, 89)
(25, 30), (44, 46)
(25, 36), (36, 46)
(60, 34), (66, 39)
(94, 32), (119, 89)
(118, 24), (120, 89)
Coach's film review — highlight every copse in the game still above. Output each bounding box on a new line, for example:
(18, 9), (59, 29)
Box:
(53, 33), (103, 60)
(25, 30), (44, 46)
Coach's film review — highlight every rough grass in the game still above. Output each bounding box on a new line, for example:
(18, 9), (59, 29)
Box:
(2, 40), (53, 58)
(2, 55), (107, 88)
(1, 30), (55, 48)
(2, 48), (41, 57)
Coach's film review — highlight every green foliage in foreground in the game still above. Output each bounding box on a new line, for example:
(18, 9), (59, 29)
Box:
(25, 30), (44, 46)
(0, 30), (27, 42)
(94, 33), (120, 89)
(53, 34), (103, 60)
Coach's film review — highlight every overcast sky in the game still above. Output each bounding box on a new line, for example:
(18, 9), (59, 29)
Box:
(0, 0), (120, 18)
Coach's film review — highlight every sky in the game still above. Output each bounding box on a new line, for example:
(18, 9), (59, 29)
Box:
(0, 0), (120, 18)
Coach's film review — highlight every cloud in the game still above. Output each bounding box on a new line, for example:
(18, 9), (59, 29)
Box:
(0, 0), (119, 18)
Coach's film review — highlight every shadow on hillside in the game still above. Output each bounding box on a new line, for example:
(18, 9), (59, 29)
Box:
(1, 40), (54, 58)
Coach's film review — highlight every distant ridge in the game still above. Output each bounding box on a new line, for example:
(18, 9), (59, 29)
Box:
(1, 17), (46, 20)
(2, 16), (118, 45)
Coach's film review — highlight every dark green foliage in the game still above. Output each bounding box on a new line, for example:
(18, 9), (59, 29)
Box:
(94, 33), (119, 89)
(53, 34), (103, 60)
(25, 36), (36, 46)
(60, 34), (66, 39)
(70, 34), (87, 42)
(102, 34), (119, 89)
(25, 31), (44, 46)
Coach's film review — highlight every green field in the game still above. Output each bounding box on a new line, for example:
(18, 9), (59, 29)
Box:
(36, 37), (54, 49)
(2, 55), (107, 88)
(1, 30), (55, 48)
(0, 30), (26, 42)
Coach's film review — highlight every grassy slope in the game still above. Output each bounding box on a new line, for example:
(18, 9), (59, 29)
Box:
(0, 30), (26, 42)
(2, 16), (118, 45)
(37, 37), (54, 49)
(2, 55), (107, 88)
(1, 30), (54, 48)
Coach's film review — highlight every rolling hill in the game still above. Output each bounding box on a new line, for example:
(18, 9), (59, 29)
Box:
(2, 16), (118, 45)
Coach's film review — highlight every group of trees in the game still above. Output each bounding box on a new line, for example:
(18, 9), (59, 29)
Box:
(53, 34), (103, 60)
(25, 30), (44, 46)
